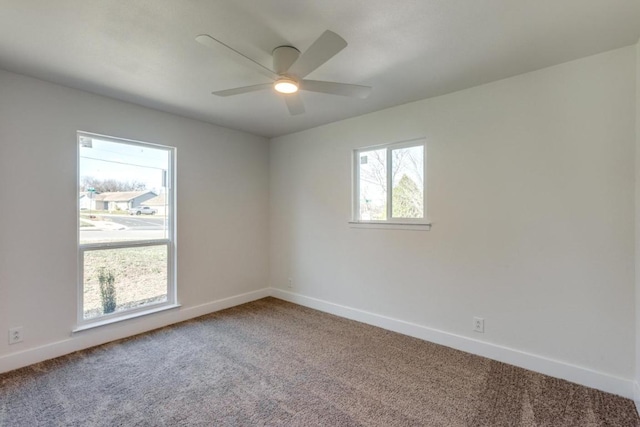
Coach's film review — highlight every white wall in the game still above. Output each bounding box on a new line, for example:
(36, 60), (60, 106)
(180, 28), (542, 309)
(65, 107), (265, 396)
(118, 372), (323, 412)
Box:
(0, 69), (270, 369)
(635, 38), (640, 406)
(270, 47), (636, 385)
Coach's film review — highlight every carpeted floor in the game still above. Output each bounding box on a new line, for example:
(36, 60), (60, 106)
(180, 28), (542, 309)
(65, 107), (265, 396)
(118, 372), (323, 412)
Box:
(0, 297), (638, 426)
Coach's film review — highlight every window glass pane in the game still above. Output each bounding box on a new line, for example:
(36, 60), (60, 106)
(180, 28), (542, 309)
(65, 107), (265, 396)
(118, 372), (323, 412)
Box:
(79, 136), (169, 244)
(82, 245), (168, 320)
(391, 145), (424, 218)
(78, 132), (174, 326)
(359, 149), (387, 220)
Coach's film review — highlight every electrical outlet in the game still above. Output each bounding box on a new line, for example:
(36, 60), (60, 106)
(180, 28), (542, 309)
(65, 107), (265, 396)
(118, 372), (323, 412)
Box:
(287, 278), (293, 289)
(473, 317), (484, 333)
(9, 327), (23, 344)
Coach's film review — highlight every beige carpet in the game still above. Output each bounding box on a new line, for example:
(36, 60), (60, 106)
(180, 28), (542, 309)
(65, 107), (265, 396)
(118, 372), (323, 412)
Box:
(0, 297), (638, 426)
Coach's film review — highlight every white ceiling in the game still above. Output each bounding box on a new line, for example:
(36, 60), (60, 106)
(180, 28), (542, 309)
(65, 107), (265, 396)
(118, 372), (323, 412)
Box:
(1, 1), (639, 138)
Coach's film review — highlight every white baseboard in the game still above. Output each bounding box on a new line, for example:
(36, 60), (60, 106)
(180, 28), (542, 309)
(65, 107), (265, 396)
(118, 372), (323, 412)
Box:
(0, 288), (270, 374)
(271, 288), (634, 399)
(634, 381), (640, 415)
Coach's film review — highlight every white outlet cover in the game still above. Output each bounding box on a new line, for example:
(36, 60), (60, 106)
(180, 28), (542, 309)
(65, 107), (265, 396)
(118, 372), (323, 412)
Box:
(9, 326), (23, 344)
(473, 317), (485, 333)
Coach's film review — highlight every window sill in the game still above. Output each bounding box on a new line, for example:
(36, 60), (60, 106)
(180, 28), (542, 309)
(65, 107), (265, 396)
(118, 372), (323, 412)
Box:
(348, 221), (432, 231)
(72, 303), (181, 333)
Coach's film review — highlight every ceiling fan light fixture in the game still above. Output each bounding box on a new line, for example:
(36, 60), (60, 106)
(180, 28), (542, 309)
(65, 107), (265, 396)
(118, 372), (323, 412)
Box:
(274, 78), (299, 94)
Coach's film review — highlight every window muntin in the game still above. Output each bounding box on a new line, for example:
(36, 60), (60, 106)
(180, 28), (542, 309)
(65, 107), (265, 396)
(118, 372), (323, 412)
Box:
(78, 132), (175, 325)
(354, 139), (426, 224)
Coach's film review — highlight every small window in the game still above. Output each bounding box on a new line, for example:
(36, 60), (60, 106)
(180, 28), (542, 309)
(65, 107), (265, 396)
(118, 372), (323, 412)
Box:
(77, 132), (176, 328)
(353, 139), (426, 224)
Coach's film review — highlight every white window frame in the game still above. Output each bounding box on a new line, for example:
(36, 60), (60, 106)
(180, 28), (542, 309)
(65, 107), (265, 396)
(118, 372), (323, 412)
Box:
(75, 131), (178, 331)
(351, 138), (430, 229)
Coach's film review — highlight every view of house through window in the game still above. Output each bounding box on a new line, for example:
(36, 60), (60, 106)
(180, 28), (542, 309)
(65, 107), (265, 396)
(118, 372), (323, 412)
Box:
(355, 139), (425, 223)
(78, 132), (175, 324)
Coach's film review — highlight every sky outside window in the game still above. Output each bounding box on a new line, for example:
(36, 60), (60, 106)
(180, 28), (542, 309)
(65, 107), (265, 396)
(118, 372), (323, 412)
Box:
(80, 136), (168, 193)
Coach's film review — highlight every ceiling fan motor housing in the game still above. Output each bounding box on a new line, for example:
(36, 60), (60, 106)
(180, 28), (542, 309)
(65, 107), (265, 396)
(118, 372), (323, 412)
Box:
(272, 45), (300, 75)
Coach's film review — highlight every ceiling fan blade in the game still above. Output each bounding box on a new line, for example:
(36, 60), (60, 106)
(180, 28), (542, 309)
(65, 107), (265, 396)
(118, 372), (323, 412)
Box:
(196, 34), (278, 80)
(284, 93), (305, 115)
(300, 80), (372, 99)
(212, 83), (272, 97)
(287, 30), (347, 78)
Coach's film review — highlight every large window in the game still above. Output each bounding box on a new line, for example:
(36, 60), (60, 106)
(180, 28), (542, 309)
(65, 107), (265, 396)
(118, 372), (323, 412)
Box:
(77, 132), (176, 328)
(353, 139), (427, 225)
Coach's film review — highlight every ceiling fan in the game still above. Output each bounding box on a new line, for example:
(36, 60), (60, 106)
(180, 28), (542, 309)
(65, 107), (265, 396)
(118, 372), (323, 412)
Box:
(195, 30), (372, 115)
